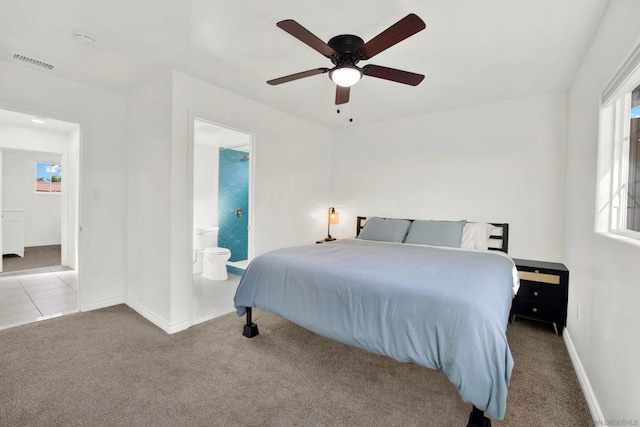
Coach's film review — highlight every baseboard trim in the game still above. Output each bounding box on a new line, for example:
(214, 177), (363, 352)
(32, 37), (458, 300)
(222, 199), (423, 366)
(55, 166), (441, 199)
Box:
(82, 296), (125, 312)
(25, 241), (62, 247)
(125, 298), (189, 334)
(563, 328), (603, 423)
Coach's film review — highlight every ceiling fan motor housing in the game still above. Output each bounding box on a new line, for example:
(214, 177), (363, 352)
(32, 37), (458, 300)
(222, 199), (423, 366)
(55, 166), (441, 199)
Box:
(328, 34), (364, 66)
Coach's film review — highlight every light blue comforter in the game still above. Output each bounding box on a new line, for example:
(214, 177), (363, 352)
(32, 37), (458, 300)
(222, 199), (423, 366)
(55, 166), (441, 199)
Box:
(234, 239), (517, 420)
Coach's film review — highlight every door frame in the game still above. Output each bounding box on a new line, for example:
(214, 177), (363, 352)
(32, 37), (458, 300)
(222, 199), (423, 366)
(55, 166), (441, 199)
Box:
(0, 101), (83, 300)
(187, 114), (256, 326)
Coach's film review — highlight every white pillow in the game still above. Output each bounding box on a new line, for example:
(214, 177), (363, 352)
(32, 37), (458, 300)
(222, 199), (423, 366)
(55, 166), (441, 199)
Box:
(460, 223), (496, 251)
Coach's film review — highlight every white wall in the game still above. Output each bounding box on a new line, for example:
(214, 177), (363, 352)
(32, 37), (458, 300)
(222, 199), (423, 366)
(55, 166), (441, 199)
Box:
(330, 92), (568, 261)
(0, 59), (128, 311)
(193, 141), (219, 229)
(2, 149), (62, 246)
(565, 0), (640, 421)
(127, 71), (173, 327)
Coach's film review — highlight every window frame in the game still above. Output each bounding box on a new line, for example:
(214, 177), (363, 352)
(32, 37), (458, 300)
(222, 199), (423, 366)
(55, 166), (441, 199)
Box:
(34, 160), (62, 194)
(600, 43), (640, 240)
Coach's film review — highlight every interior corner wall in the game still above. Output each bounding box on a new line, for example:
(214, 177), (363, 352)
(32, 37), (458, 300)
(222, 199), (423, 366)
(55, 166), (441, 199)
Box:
(170, 70), (333, 328)
(565, 0), (640, 421)
(126, 71), (174, 329)
(330, 92), (568, 261)
(0, 59), (128, 311)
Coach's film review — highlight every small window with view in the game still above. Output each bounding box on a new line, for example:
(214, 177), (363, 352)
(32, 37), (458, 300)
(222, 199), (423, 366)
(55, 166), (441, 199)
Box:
(628, 85), (640, 232)
(35, 161), (62, 193)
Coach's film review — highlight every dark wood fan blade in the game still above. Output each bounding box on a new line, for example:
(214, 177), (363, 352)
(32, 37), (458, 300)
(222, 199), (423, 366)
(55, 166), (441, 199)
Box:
(358, 14), (426, 60)
(267, 68), (329, 85)
(335, 85), (350, 105)
(363, 64), (424, 86)
(277, 20), (337, 58)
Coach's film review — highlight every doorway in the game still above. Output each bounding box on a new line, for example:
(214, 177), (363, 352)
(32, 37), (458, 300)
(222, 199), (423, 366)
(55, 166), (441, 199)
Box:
(0, 108), (80, 330)
(190, 118), (253, 325)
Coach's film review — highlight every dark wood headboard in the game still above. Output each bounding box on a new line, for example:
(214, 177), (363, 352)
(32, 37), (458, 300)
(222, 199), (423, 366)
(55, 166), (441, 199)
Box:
(356, 216), (510, 253)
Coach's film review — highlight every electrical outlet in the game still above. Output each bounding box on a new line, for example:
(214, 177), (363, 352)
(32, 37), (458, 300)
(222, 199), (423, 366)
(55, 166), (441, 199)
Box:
(576, 303), (581, 320)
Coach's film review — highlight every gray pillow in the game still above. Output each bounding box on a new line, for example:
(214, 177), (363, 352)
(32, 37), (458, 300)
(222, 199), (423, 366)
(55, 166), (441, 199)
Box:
(357, 217), (411, 243)
(404, 220), (467, 248)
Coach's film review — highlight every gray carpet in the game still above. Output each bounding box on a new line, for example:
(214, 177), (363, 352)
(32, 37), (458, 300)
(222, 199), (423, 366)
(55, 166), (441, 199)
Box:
(2, 245), (61, 272)
(0, 305), (591, 426)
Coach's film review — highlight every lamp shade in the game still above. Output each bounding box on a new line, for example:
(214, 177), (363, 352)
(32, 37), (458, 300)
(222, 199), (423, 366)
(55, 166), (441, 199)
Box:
(329, 210), (340, 225)
(330, 66), (362, 87)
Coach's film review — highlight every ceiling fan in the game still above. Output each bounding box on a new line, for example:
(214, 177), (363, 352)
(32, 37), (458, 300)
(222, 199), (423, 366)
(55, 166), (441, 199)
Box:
(267, 14), (426, 105)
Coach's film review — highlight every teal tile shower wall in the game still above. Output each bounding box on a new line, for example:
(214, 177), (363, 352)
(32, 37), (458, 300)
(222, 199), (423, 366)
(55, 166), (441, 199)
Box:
(218, 148), (249, 262)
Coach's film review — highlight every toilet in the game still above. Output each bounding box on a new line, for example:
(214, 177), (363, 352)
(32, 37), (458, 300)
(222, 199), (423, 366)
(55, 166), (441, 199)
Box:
(202, 247), (231, 280)
(193, 227), (231, 281)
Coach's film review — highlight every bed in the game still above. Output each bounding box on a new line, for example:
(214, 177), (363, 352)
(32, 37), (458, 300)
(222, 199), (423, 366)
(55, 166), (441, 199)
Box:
(234, 217), (517, 427)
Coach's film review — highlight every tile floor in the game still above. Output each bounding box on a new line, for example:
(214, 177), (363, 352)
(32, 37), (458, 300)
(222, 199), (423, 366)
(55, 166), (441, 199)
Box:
(0, 266), (78, 331)
(192, 272), (241, 325)
(1, 265), (237, 330)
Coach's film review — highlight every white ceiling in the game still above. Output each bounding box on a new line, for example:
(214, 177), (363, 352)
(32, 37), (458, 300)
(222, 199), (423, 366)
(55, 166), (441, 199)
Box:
(0, 0), (610, 128)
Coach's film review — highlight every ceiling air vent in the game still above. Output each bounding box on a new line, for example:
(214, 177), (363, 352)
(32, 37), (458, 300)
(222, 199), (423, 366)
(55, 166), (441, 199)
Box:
(12, 53), (55, 70)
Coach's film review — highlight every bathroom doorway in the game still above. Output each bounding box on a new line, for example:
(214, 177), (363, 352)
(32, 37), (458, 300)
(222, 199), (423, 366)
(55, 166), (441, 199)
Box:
(191, 118), (253, 325)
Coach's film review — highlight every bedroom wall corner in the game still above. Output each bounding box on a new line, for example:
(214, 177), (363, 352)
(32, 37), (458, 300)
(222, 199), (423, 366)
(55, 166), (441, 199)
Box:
(564, 0), (640, 422)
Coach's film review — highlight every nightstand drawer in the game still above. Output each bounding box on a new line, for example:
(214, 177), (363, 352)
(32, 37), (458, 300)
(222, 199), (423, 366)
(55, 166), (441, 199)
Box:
(517, 280), (563, 302)
(517, 270), (560, 285)
(512, 299), (557, 322)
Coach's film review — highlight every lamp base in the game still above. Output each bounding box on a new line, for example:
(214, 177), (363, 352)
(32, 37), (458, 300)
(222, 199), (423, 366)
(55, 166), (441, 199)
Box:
(324, 237), (336, 242)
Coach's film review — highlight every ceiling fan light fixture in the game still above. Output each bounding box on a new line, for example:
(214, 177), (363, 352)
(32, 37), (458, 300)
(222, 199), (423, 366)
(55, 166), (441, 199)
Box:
(330, 66), (362, 87)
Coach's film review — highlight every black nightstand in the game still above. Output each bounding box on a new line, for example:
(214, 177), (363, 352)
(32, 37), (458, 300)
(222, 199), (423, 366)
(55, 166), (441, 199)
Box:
(510, 258), (569, 335)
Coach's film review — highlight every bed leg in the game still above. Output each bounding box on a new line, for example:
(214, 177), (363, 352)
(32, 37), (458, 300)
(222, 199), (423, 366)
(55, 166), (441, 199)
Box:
(467, 405), (491, 427)
(242, 307), (260, 338)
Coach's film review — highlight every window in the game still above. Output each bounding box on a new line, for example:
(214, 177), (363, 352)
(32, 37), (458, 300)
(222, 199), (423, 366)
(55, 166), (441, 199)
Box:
(629, 88), (640, 231)
(600, 43), (640, 238)
(35, 161), (62, 193)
